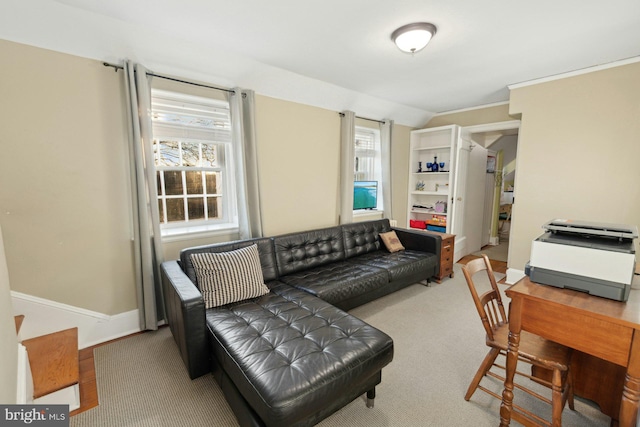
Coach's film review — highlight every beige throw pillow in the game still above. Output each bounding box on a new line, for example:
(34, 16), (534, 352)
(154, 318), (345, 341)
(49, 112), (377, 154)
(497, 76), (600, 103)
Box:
(190, 244), (269, 309)
(380, 231), (405, 253)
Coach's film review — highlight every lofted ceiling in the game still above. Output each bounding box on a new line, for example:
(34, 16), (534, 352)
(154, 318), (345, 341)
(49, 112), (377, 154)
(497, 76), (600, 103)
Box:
(1, 0), (639, 126)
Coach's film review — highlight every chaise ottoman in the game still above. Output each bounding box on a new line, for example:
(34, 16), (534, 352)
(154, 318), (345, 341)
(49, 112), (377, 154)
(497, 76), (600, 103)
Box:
(206, 283), (394, 427)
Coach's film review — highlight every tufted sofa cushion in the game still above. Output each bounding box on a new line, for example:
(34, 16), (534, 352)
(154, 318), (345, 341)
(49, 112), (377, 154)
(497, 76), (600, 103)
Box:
(277, 261), (389, 308)
(206, 284), (394, 427)
(346, 250), (439, 281)
(273, 226), (345, 277)
(341, 219), (392, 259)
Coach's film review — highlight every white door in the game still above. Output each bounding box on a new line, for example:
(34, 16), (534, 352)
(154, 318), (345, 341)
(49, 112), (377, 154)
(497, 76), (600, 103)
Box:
(450, 138), (488, 260)
(465, 142), (489, 254)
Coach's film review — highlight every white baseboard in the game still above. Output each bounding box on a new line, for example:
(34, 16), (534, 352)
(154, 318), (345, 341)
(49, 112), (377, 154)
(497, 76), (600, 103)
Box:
(506, 268), (526, 285)
(489, 236), (499, 246)
(11, 291), (140, 349)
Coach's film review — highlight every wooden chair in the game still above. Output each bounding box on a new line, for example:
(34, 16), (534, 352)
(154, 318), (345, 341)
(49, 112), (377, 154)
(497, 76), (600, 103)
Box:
(462, 254), (574, 427)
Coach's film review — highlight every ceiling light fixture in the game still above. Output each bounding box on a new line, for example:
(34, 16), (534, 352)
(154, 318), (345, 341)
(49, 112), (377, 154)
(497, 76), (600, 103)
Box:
(391, 22), (437, 54)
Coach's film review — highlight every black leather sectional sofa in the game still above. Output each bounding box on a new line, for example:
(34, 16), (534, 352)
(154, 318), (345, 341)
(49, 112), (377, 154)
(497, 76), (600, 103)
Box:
(161, 219), (441, 426)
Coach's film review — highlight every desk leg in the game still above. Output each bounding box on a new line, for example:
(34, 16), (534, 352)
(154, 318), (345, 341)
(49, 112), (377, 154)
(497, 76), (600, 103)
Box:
(620, 331), (640, 427)
(500, 297), (522, 427)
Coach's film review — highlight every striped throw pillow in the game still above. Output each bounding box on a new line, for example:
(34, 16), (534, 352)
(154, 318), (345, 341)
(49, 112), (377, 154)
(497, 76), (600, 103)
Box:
(190, 244), (270, 309)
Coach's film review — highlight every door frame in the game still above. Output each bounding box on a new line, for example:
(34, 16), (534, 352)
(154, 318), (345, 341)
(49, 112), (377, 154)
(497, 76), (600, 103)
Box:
(459, 120), (521, 263)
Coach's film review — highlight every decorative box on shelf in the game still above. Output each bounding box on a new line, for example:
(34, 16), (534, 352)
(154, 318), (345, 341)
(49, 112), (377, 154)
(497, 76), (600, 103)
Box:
(434, 201), (447, 213)
(428, 215), (447, 226)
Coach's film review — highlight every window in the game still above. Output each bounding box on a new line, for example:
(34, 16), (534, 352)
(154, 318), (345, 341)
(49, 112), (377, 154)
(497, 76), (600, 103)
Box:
(354, 126), (383, 211)
(151, 90), (237, 235)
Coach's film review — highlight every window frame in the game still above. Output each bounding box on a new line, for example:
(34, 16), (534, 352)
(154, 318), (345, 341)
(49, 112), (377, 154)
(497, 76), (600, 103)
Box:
(151, 90), (238, 239)
(353, 126), (383, 213)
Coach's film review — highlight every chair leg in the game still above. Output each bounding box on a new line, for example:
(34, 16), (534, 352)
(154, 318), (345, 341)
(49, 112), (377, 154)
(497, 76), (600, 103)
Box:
(465, 347), (500, 401)
(551, 369), (563, 427)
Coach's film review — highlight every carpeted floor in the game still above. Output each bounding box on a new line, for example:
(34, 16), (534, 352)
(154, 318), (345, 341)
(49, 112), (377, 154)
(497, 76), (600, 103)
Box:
(71, 264), (609, 427)
(70, 328), (237, 427)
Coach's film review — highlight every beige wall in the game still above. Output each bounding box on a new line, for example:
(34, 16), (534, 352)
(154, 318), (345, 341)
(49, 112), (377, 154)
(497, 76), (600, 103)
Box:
(255, 96), (341, 235)
(162, 231), (239, 262)
(391, 124), (413, 228)
(0, 40), (137, 315)
(0, 39), (414, 316)
(0, 226), (18, 403)
(6, 38), (637, 317)
(152, 76), (228, 102)
(424, 103), (512, 128)
(508, 62), (640, 270)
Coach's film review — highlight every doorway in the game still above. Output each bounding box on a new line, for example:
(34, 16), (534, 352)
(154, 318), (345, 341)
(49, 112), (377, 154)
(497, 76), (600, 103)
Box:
(462, 121), (520, 264)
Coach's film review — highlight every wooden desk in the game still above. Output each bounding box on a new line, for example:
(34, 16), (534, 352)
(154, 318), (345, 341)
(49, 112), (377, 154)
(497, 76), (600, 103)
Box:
(500, 278), (640, 427)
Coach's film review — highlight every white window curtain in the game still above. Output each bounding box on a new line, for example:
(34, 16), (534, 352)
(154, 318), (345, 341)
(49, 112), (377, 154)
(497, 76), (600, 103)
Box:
(380, 119), (393, 220)
(339, 111), (356, 224)
(228, 88), (263, 239)
(123, 60), (165, 331)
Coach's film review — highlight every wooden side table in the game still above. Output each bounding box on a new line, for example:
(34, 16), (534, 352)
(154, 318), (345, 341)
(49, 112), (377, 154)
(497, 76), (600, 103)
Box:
(422, 230), (455, 283)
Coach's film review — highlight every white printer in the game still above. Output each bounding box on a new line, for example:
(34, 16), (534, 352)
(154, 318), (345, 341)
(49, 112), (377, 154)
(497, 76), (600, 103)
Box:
(525, 219), (638, 301)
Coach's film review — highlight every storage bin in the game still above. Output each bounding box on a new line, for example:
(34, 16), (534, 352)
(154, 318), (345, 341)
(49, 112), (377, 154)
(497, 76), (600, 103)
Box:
(410, 220), (427, 230)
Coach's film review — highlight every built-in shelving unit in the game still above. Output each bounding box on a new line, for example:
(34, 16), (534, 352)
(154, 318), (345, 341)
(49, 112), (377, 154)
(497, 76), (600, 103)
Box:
(407, 125), (459, 234)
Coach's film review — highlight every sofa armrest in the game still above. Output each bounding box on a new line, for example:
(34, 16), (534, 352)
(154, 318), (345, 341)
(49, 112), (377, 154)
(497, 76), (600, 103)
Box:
(161, 260), (210, 379)
(392, 227), (442, 263)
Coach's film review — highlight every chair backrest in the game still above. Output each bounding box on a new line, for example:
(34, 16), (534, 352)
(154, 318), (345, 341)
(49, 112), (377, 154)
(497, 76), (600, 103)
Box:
(461, 254), (507, 341)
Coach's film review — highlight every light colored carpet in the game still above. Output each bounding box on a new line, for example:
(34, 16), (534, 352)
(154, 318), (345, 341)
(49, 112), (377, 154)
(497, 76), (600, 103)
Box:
(71, 264), (610, 426)
(70, 330), (237, 426)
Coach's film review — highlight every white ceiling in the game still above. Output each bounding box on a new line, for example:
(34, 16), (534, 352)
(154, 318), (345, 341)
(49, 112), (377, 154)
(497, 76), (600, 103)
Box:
(2, 0), (639, 126)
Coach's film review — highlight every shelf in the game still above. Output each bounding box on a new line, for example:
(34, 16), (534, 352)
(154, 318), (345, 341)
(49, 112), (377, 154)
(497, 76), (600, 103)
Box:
(413, 145), (450, 151)
(411, 191), (449, 196)
(413, 171), (450, 175)
(411, 209), (448, 215)
(409, 225), (448, 231)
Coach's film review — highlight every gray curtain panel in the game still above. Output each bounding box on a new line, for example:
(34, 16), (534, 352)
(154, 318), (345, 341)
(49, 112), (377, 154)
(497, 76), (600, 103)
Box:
(380, 119), (393, 220)
(123, 60), (165, 331)
(228, 88), (263, 239)
(339, 111), (355, 224)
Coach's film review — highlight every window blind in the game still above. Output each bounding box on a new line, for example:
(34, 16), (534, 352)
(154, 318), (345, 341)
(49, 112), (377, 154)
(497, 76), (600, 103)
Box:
(151, 91), (231, 143)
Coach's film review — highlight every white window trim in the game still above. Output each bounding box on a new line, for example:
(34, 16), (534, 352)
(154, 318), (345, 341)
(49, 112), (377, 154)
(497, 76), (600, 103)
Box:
(151, 89), (239, 237)
(353, 210), (384, 218)
(160, 223), (240, 243)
